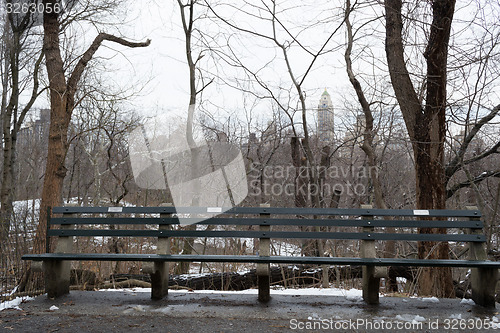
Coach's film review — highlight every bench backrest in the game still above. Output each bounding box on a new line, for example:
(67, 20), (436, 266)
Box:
(48, 206), (484, 246)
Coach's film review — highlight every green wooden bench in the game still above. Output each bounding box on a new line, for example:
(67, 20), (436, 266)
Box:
(22, 204), (499, 307)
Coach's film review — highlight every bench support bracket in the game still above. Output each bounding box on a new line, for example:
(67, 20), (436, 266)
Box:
(44, 260), (70, 298)
(151, 203), (172, 300)
(151, 262), (169, 300)
(471, 267), (498, 307)
(257, 204), (271, 302)
(44, 205), (75, 298)
(361, 205), (380, 304)
(467, 206), (497, 308)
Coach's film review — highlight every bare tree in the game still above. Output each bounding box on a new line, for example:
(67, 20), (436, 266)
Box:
(0, 3), (45, 241)
(344, 0), (386, 211)
(384, 0), (457, 296)
(205, 0), (346, 209)
(174, 0), (214, 274)
(343, 0), (403, 290)
(33, 0), (150, 257)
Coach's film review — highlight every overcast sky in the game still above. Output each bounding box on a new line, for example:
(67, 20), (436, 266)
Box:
(27, 0), (500, 136)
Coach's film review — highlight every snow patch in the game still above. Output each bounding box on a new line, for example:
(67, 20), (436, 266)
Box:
(345, 288), (363, 302)
(450, 313), (462, 319)
(123, 305), (151, 313)
(460, 298), (475, 305)
(490, 316), (500, 329)
(97, 286), (369, 300)
(152, 304), (187, 314)
(421, 297), (439, 303)
(49, 305), (59, 311)
(395, 314), (426, 324)
(0, 297), (34, 311)
(152, 307), (172, 314)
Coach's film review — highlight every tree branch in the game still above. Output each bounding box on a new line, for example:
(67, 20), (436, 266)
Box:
(447, 170), (500, 199)
(15, 51), (46, 133)
(445, 104), (500, 182)
(67, 33), (151, 98)
(384, 0), (421, 140)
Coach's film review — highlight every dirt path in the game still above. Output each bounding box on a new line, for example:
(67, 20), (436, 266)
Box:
(1, 289), (498, 332)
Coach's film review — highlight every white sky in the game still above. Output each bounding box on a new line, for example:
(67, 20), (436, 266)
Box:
(27, 0), (500, 135)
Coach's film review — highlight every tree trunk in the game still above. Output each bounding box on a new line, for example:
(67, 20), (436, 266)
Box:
(18, 0), (150, 293)
(174, 0), (196, 275)
(33, 3), (69, 254)
(30, 2), (152, 256)
(384, 0), (456, 297)
(344, 0), (397, 290)
(1, 20), (44, 242)
(1, 30), (21, 241)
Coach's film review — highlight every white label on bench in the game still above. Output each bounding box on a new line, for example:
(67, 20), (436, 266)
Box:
(414, 209), (429, 216)
(108, 207), (123, 213)
(207, 207), (222, 213)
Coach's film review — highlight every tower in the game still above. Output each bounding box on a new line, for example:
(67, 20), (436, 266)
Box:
(317, 89), (334, 141)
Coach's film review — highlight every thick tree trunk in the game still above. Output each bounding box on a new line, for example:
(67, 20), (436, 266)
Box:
(109, 265), (422, 292)
(33, 3), (69, 254)
(384, 0), (456, 297)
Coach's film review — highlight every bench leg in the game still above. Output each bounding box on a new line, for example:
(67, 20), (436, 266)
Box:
(43, 260), (70, 299)
(471, 267), (498, 308)
(257, 275), (270, 302)
(362, 266), (380, 304)
(150, 262), (169, 300)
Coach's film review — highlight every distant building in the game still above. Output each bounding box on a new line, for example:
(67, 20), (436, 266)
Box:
(261, 120), (278, 144)
(17, 108), (50, 146)
(343, 114), (366, 146)
(317, 89), (334, 141)
(451, 124), (483, 153)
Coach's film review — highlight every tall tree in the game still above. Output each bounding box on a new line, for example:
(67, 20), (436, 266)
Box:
(174, 0), (215, 274)
(384, 0), (455, 296)
(0, 3), (44, 241)
(32, 0), (150, 254)
(344, 0), (400, 290)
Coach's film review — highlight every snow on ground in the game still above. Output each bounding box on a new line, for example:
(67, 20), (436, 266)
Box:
(13, 199), (40, 213)
(421, 296), (440, 303)
(100, 286), (364, 299)
(0, 297), (34, 311)
(395, 314), (426, 323)
(460, 298), (475, 305)
(2, 286), (497, 330)
(492, 316), (500, 329)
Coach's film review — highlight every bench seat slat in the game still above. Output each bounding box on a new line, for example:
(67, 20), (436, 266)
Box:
(21, 253), (500, 268)
(47, 229), (486, 242)
(52, 206), (481, 218)
(50, 217), (484, 229)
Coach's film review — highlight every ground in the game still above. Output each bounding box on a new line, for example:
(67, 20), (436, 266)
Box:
(1, 288), (499, 332)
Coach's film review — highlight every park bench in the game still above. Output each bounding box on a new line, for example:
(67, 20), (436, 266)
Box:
(22, 204), (500, 307)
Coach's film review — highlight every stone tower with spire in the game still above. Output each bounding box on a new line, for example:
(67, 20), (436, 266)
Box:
(317, 89), (334, 141)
